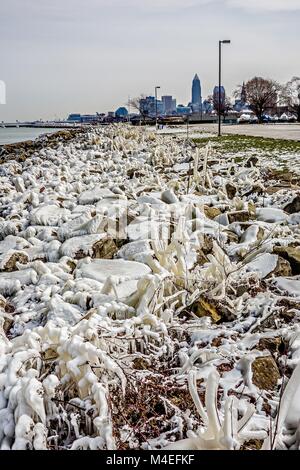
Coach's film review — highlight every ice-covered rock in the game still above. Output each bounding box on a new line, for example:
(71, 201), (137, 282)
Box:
(30, 204), (71, 226)
(79, 187), (116, 205)
(75, 258), (151, 285)
(273, 276), (300, 296)
(256, 208), (288, 223)
(243, 253), (278, 279)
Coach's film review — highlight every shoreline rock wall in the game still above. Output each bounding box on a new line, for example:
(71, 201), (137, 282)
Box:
(0, 125), (300, 450)
(0, 128), (86, 164)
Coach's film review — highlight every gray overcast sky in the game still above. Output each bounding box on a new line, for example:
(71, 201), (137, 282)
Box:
(0, 0), (299, 121)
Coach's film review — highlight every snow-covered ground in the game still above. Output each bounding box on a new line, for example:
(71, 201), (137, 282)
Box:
(0, 125), (300, 450)
(156, 123), (300, 141)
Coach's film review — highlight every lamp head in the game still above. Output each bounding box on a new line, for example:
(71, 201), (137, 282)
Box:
(222, 40), (231, 44)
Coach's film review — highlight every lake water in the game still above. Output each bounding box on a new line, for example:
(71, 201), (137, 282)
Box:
(0, 127), (59, 145)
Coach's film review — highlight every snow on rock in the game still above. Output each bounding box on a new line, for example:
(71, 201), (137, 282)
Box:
(273, 276), (300, 296)
(243, 253), (278, 279)
(75, 258), (151, 285)
(30, 204), (71, 226)
(126, 217), (169, 241)
(79, 188), (116, 205)
(60, 234), (108, 258)
(0, 268), (38, 294)
(46, 295), (84, 325)
(0, 235), (30, 254)
(116, 240), (153, 262)
(256, 208), (289, 223)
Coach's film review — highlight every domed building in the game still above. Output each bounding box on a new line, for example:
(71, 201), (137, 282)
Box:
(115, 107), (129, 118)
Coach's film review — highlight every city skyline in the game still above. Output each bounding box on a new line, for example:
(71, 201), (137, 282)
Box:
(0, 0), (299, 121)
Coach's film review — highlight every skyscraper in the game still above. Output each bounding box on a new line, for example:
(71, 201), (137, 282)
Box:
(213, 86), (226, 108)
(191, 74), (202, 113)
(162, 95), (176, 115)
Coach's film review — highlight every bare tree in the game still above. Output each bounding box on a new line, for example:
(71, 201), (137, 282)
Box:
(127, 95), (147, 123)
(239, 77), (281, 123)
(282, 77), (300, 122)
(212, 93), (232, 119)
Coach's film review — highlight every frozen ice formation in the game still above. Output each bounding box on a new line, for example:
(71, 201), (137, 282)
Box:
(75, 258), (151, 284)
(0, 125), (300, 450)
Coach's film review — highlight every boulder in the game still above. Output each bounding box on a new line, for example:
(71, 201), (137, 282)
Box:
(161, 189), (179, 204)
(283, 194), (300, 214)
(193, 297), (222, 323)
(271, 256), (292, 277)
(241, 440), (263, 450)
(273, 277), (300, 296)
(256, 208), (288, 223)
(240, 225), (264, 244)
(258, 337), (284, 354)
(75, 258), (151, 289)
(273, 246), (300, 275)
(225, 183), (237, 200)
(243, 184), (264, 197)
(228, 211), (250, 224)
(0, 296), (14, 335)
(192, 296), (235, 323)
(246, 156), (259, 167)
(245, 253), (278, 279)
(224, 230), (239, 244)
(204, 205), (222, 220)
(0, 251), (29, 272)
(251, 356), (280, 390)
(92, 238), (118, 259)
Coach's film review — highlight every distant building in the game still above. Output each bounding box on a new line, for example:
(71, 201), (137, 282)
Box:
(67, 113), (102, 124)
(234, 82), (248, 112)
(67, 114), (82, 123)
(162, 96), (177, 115)
(202, 99), (213, 114)
(176, 105), (192, 115)
(115, 107), (128, 118)
(81, 115), (98, 123)
(140, 96), (163, 117)
(213, 86), (226, 109)
(157, 101), (164, 115)
(191, 74), (202, 113)
(241, 82), (247, 104)
(140, 96), (154, 116)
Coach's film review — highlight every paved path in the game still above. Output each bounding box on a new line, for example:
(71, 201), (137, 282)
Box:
(223, 123), (300, 141)
(159, 123), (300, 141)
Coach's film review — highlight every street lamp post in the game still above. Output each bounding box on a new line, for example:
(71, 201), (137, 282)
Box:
(218, 40), (231, 137)
(128, 95), (131, 124)
(155, 86), (160, 130)
(186, 114), (189, 141)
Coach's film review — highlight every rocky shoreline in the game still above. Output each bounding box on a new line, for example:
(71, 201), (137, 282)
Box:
(0, 128), (86, 164)
(0, 125), (300, 450)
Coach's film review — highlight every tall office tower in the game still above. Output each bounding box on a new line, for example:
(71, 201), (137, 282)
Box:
(213, 85), (226, 109)
(191, 74), (202, 112)
(162, 95), (173, 115)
